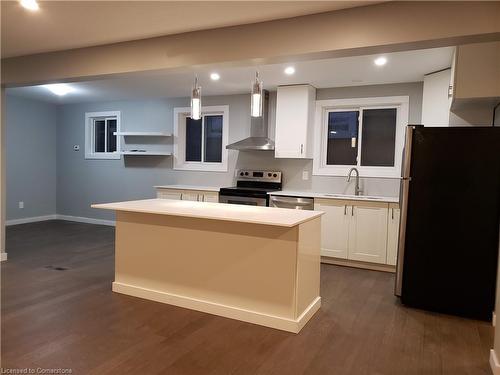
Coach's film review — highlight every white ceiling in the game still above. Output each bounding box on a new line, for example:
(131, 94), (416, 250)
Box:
(1, 1), (383, 58)
(7, 47), (454, 104)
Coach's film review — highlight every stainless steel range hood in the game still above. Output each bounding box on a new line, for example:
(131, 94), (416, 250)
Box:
(226, 90), (274, 151)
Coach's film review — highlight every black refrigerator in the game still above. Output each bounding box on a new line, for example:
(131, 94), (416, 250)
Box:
(395, 125), (500, 321)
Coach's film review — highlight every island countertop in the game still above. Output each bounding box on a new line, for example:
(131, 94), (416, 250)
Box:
(92, 198), (323, 227)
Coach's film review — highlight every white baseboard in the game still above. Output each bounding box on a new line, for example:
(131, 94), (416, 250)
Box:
(490, 350), (500, 375)
(0, 252), (7, 262)
(112, 281), (321, 333)
(56, 215), (115, 227)
(6, 214), (115, 227)
(6, 214), (57, 226)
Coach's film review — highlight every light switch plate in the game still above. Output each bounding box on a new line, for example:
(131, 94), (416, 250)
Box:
(18, 201), (24, 209)
(302, 170), (309, 180)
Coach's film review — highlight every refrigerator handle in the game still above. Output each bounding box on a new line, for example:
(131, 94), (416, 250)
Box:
(395, 125), (415, 297)
(401, 126), (415, 180)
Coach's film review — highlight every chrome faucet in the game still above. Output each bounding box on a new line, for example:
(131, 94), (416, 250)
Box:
(347, 167), (362, 196)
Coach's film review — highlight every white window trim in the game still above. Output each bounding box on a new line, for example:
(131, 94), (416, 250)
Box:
(173, 105), (229, 172)
(85, 111), (121, 160)
(313, 96), (409, 178)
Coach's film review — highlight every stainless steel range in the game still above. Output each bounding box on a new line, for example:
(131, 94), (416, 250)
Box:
(219, 170), (282, 207)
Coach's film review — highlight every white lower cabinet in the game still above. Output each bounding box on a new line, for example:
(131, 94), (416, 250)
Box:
(386, 203), (400, 266)
(347, 201), (388, 264)
(157, 191), (182, 200)
(314, 199), (349, 259)
(315, 198), (397, 266)
(180, 192), (201, 201)
(156, 188), (219, 203)
(201, 193), (219, 203)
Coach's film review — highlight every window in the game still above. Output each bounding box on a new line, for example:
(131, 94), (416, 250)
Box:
(173, 106), (229, 171)
(85, 111), (121, 159)
(314, 97), (409, 178)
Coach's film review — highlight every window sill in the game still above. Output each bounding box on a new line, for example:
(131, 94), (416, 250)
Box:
(85, 153), (121, 160)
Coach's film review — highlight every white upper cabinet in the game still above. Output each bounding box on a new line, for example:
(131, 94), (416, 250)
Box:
(275, 84), (316, 159)
(422, 69), (452, 126)
(452, 41), (500, 102)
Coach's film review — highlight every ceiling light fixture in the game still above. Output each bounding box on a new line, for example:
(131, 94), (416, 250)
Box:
(374, 56), (387, 66)
(44, 84), (74, 96)
(210, 73), (220, 81)
(251, 71), (263, 118)
(191, 76), (202, 120)
(284, 66), (295, 75)
(20, 0), (39, 11)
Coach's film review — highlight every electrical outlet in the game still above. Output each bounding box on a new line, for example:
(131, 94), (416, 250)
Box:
(18, 201), (24, 209)
(302, 170), (309, 180)
(73, 145), (80, 151)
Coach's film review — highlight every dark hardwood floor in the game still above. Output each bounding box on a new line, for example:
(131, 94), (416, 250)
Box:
(1, 220), (493, 375)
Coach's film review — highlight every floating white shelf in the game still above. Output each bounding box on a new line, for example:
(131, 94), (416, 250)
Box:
(114, 132), (172, 137)
(120, 151), (172, 156)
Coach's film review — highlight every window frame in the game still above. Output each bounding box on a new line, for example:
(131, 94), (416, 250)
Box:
(313, 96), (409, 178)
(173, 105), (229, 172)
(84, 111), (121, 160)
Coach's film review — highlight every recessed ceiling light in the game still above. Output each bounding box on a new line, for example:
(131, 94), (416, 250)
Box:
(20, 0), (39, 11)
(43, 84), (74, 96)
(374, 57), (387, 66)
(284, 66), (295, 75)
(210, 73), (220, 81)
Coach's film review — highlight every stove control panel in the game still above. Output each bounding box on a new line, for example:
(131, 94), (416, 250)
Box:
(236, 170), (282, 183)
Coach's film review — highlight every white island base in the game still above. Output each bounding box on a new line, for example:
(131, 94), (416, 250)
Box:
(93, 199), (323, 333)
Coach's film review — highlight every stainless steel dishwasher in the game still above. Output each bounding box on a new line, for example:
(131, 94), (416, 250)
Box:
(269, 195), (314, 210)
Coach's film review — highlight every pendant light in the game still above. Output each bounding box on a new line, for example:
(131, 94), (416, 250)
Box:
(251, 71), (263, 118)
(191, 76), (201, 120)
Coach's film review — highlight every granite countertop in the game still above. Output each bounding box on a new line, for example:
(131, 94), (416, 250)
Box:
(269, 190), (399, 203)
(155, 185), (220, 192)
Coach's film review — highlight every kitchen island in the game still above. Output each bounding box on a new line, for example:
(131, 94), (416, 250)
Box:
(92, 199), (324, 333)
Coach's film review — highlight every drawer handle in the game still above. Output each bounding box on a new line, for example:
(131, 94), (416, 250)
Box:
(273, 199), (311, 206)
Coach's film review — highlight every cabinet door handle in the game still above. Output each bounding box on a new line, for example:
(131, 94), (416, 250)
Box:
(391, 208), (394, 220)
(300, 144), (303, 154)
(344, 205), (347, 215)
(351, 206), (354, 216)
(180, 193), (184, 200)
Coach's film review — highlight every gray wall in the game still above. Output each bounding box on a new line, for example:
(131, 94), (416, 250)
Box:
(55, 82), (422, 221)
(6, 95), (57, 221)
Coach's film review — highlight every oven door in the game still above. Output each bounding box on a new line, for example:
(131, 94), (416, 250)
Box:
(219, 194), (267, 207)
